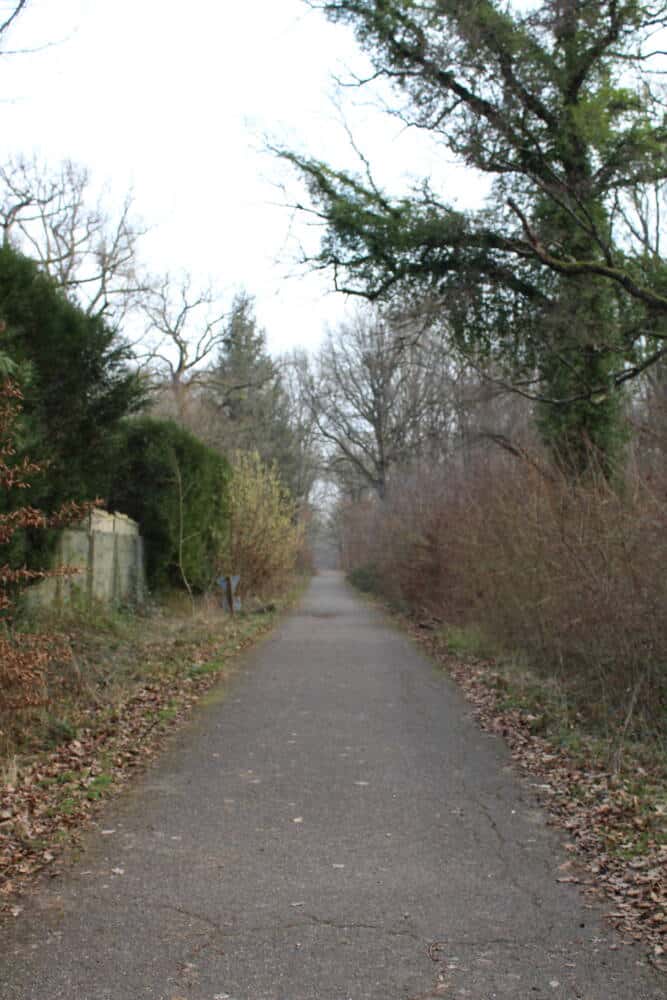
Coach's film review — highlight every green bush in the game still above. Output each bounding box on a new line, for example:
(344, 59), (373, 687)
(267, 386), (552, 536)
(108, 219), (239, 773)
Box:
(0, 244), (145, 569)
(348, 563), (380, 594)
(107, 418), (231, 591)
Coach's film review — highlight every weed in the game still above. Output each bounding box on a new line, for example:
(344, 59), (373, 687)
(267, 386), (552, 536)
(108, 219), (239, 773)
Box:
(188, 659), (223, 679)
(348, 564), (380, 594)
(1, 755), (18, 786)
(85, 773), (113, 801)
(445, 625), (494, 658)
(55, 770), (77, 785)
(43, 717), (77, 748)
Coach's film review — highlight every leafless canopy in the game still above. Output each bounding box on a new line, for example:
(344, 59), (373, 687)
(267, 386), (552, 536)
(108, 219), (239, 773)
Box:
(137, 273), (229, 420)
(302, 306), (470, 498)
(0, 155), (148, 325)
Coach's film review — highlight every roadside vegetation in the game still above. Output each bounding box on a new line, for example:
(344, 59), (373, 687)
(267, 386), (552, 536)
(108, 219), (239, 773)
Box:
(343, 452), (666, 750)
(0, 366), (310, 914)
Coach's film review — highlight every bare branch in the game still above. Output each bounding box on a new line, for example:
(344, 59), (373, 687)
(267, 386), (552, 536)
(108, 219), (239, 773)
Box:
(0, 1), (27, 40)
(138, 273), (230, 422)
(0, 155), (149, 325)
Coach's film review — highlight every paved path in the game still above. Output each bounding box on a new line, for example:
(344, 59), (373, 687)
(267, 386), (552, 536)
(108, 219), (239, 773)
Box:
(1, 573), (662, 999)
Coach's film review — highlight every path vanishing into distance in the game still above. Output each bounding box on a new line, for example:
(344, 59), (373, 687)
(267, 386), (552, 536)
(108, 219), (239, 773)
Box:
(1, 573), (663, 1000)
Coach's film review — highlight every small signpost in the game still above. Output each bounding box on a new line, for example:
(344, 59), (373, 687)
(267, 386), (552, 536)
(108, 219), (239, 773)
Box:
(218, 574), (241, 614)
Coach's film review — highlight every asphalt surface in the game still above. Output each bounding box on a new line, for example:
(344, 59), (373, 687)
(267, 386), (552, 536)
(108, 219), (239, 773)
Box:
(1, 572), (663, 999)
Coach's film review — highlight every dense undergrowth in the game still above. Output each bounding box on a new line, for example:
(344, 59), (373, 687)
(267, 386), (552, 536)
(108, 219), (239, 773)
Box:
(342, 452), (667, 752)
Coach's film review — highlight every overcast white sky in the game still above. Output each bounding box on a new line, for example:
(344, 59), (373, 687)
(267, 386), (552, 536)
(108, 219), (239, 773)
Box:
(0, 0), (487, 355)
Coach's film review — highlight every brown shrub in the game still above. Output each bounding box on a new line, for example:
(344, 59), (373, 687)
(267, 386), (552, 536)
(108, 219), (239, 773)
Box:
(341, 452), (667, 736)
(0, 379), (89, 723)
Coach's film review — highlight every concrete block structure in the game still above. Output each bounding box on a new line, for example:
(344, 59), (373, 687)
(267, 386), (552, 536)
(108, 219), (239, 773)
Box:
(27, 510), (146, 609)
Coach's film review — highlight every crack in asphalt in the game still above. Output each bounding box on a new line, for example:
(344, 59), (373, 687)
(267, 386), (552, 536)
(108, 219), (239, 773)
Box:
(164, 903), (556, 959)
(160, 902), (225, 934)
(163, 903), (422, 943)
(302, 911), (422, 940)
(426, 936), (554, 950)
(461, 779), (553, 917)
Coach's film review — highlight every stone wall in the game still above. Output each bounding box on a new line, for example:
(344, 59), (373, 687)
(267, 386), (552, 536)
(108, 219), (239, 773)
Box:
(27, 509), (146, 609)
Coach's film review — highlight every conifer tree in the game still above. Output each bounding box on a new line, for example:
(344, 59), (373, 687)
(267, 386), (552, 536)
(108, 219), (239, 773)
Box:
(282, 1), (667, 473)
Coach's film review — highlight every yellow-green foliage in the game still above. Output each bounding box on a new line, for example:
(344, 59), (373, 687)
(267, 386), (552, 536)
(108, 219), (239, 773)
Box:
(225, 452), (303, 597)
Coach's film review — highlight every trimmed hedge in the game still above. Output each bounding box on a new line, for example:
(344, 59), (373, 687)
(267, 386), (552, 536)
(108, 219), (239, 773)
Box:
(108, 418), (231, 591)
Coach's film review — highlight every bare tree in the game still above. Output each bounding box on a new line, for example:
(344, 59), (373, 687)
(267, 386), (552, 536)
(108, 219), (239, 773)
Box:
(303, 307), (461, 499)
(0, 155), (148, 325)
(277, 349), (321, 506)
(138, 273), (228, 423)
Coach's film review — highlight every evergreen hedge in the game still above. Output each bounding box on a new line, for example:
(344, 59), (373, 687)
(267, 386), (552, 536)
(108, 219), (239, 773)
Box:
(0, 246), (145, 506)
(0, 245), (145, 569)
(108, 418), (231, 592)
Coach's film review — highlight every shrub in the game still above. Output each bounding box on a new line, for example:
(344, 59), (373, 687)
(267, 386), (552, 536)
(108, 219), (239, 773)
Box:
(224, 451), (303, 597)
(107, 418), (231, 592)
(0, 379), (88, 721)
(464, 460), (667, 738)
(347, 563), (380, 594)
(340, 454), (667, 739)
